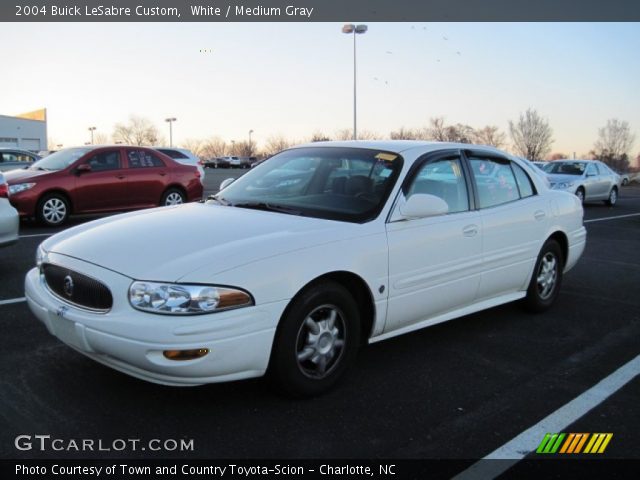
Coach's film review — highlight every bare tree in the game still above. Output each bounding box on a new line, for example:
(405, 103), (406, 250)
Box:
(424, 117), (474, 143)
(548, 152), (568, 161)
(230, 140), (252, 157)
(592, 119), (635, 171)
(427, 117), (448, 141)
(180, 138), (205, 158)
(200, 137), (228, 159)
(389, 127), (421, 140)
(509, 108), (554, 161)
(473, 126), (506, 148)
(310, 131), (332, 142)
(262, 135), (293, 156)
(93, 133), (110, 145)
(334, 129), (353, 141)
(113, 115), (161, 146)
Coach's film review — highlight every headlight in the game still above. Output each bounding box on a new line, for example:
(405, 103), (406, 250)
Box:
(9, 182), (36, 195)
(36, 244), (48, 272)
(552, 181), (575, 190)
(128, 281), (253, 315)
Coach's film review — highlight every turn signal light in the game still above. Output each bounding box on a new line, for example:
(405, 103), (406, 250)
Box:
(163, 348), (209, 361)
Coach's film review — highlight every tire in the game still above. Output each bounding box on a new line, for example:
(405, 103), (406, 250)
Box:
(269, 281), (361, 397)
(523, 239), (563, 313)
(575, 187), (585, 204)
(37, 193), (70, 227)
(605, 187), (618, 206)
(160, 188), (186, 206)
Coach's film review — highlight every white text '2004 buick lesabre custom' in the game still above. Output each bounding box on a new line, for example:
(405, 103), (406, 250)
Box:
(25, 141), (586, 396)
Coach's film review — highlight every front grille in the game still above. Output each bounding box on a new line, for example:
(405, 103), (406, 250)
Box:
(42, 263), (113, 312)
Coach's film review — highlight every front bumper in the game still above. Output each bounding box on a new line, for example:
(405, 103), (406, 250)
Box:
(0, 201), (19, 247)
(25, 256), (285, 386)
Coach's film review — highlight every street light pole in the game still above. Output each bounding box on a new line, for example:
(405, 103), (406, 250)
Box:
(165, 117), (177, 147)
(248, 129), (254, 156)
(88, 126), (96, 144)
(342, 24), (368, 140)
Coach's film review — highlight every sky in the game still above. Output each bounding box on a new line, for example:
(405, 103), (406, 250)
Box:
(2, 22), (639, 157)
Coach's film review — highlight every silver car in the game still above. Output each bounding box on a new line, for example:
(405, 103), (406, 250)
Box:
(544, 160), (621, 206)
(0, 172), (19, 248)
(0, 148), (40, 172)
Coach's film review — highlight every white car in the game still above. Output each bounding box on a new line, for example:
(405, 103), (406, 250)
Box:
(0, 172), (19, 248)
(544, 160), (621, 205)
(25, 141), (586, 396)
(155, 147), (205, 183)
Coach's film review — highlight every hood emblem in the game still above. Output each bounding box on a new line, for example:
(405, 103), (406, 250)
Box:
(63, 275), (74, 297)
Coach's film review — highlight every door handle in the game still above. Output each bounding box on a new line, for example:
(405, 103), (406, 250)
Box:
(534, 210), (546, 221)
(462, 225), (478, 237)
(116, 175), (126, 180)
(159, 172), (167, 177)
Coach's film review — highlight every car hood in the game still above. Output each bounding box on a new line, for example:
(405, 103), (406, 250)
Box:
(42, 202), (363, 282)
(547, 174), (583, 184)
(4, 168), (52, 183)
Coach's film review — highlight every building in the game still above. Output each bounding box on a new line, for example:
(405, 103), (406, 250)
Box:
(0, 109), (48, 152)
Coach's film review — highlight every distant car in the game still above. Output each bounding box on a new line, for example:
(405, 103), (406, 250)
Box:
(26, 141), (586, 396)
(0, 148), (40, 172)
(615, 171), (630, 186)
(532, 161), (547, 170)
(155, 148), (205, 183)
(5, 145), (203, 226)
(0, 172), (19, 248)
(543, 160), (621, 205)
(203, 157), (230, 169)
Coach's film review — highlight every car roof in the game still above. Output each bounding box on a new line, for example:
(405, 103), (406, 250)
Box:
(290, 140), (508, 156)
(0, 147), (37, 153)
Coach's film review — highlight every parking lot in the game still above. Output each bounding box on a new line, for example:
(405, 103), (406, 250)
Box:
(1, 177), (639, 467)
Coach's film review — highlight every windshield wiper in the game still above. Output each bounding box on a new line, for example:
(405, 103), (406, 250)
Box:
(232, 201), (302, 216)
(206, 194), (230, 206)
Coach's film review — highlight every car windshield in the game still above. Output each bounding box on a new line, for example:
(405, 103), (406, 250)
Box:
(30, 147), (92, 171)
(215, 147), (403, 223)
(544, 161), (586, 175)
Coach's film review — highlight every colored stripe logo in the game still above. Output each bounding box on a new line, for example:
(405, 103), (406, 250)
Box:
(536, 433), (613, 454)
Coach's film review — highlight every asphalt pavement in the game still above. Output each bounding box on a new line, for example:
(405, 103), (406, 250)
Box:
(1, 178), (638, 469)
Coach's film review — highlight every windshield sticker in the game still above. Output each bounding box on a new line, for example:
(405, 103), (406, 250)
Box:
(375, 153), (398, 162)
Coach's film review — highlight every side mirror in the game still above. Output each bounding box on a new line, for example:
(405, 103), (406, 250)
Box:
(399, 194), (449, 219)
(76, 164), (92, 174)
(219, 177), (235, 190)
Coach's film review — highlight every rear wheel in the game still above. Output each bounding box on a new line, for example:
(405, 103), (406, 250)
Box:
(605, 187), (618, 206)
(160, 188), (186, 206)
(523, 239), (563, 313)
(269, 281), (360, 397)
(37, 193), (69, 227)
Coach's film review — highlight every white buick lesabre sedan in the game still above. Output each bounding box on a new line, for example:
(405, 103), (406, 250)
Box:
(25, 141), (586, 396)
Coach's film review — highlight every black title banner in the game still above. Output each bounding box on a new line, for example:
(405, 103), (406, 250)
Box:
(3, 0), (640, 22)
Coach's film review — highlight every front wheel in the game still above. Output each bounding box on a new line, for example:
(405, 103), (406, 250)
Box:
(575, 188), (585, 204)
(160, 188), (186, 206)
(269, 281), (361, 397)
(523, 239), (563, 313)
(37, 194), (70, 226)
(605, 187), (618, 206)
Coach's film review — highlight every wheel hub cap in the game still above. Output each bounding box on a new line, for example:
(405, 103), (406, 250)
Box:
(296, 305), (345, 378)
(536, 253), (557, 300)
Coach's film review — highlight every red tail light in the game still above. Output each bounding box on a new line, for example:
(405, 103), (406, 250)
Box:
(0, 182), (8, 198)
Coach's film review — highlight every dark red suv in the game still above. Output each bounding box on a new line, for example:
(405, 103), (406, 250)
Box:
(5, 146), (203, 226)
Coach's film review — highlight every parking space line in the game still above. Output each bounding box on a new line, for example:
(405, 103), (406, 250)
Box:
(19, 233), (53, 238)
(0, 297), (26, 306)
(453, 353), (640, 479)
(584, 212), (640, 223)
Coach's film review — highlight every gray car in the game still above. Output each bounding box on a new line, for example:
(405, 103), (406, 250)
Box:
(544, 160), (621, 206)
(0, 172), (19, 247)
(0, 148), (40, 172)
